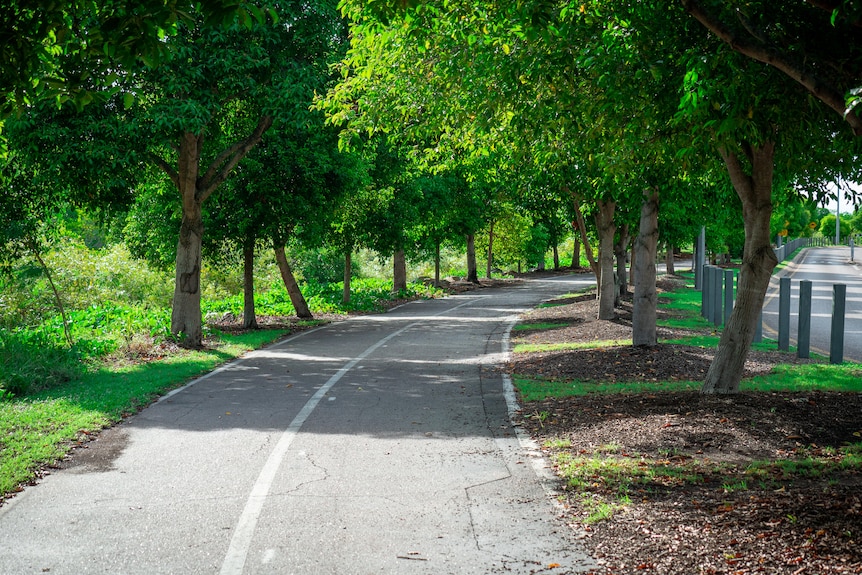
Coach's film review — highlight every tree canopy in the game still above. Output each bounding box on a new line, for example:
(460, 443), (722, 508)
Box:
(0, 1), (260, 116)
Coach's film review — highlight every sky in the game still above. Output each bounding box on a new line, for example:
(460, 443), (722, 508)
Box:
(822, 180), (860, 216)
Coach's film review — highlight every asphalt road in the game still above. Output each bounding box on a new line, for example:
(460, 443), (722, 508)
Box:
(0, 276), (598, 575)
(763, 246), (862, 362)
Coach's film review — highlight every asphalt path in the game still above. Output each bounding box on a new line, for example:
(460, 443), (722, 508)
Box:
(0, 275), (599, 575)
(763, 246), (862, 362)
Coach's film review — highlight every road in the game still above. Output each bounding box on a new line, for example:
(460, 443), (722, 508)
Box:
(0, 276), (598, 575)
(762, 246), (862, 362)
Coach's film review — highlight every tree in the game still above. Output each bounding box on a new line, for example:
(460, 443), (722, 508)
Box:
(0, 152), (77, 346)
(407, 172), (469, 286)
(852, 208), (862, 235)
(819, 213), (853, 238)
(118, 1), (342, 346)
(667, 5), (858, 391)
(1, 1), (254, 118)
(360, 141), (423, 292)
(204, 107), (362, 324)
(679, 0), (862, 136)
(770, 193), (817, 240)
(324, 0), (859, 393)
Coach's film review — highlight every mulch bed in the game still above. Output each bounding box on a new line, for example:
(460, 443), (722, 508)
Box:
(506, 278), (862, 574)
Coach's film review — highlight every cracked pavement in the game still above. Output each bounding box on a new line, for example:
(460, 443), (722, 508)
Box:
(0, 277), (598, 574)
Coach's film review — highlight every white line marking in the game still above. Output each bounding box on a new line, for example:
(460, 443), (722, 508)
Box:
(155, 326), (329, 405)
(499, 318), (558, 484)
(219, 297), (478, 575)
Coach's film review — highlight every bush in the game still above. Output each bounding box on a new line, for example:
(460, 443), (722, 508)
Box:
(0, 332), (82, 398)
(293, 245), (358, 285)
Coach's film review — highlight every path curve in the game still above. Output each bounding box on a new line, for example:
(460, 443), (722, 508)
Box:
(0, 275), (597, 575)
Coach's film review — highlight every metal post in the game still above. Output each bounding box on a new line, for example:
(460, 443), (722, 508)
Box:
(701, 265), (710, 318)
(712, 266), (723, 327)
(778, 276), (791, 351)
(724, 269), (734, 325)
(797, 280), (812, 359)
(695, 227), (706, 290)
(831, 284), (846, 364)
(836, 199), (841, 245)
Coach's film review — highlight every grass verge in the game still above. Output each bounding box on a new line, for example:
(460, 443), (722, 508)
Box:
(513, 339), (632, 354)
(514, 273), (862, 530)
(0, 329), (289, 500)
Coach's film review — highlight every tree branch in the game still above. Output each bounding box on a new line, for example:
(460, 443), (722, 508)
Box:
(197, 115), (273, 203)
(198, 140), (247, 191)
(805, 0), (862, 27)
(150, 152), (180, 190)
(681, 0), (862, 136)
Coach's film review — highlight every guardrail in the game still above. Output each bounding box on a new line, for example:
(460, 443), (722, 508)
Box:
(774, 237), (810, 263)
(700, 258), (849, 364)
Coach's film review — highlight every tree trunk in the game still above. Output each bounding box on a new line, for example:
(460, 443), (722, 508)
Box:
(553, 244), (560, 270)
(572, 234), (581, 269)
(466, 233), (479, 283)
(242, 243), (258, 329)
(486, 221), (494, 279)
(614, 223), (630, 299)
(393, 249), (407, 293)
(595, 198), (617, 320)
(274, 244), (312, 319)
(30, 242), (74, 348)
(666, 243), (676, 275)
(573, 199), (599, 277)
(434, 241), (441, 287)
(702, 141), (778, 394)
(342, 248), (352, 304)
(633, 188), (660, 347)
(172, 205), (204, 347)
(160, 117), (272, 348)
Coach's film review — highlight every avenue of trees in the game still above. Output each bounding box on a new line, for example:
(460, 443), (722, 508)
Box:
(3, 1), (862, 393)
(321, 0), (862, 393)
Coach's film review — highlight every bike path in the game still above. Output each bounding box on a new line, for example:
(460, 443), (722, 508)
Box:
(0, 277), (597, 574)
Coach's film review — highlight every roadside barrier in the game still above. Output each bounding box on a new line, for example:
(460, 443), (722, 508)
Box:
(700, 262), (848, 364)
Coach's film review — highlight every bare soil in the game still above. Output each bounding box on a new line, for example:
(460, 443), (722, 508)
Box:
(507, 276), (862, 574)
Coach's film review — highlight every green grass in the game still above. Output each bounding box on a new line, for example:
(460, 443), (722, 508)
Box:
(743, 362), (862, 392)
(577, 492), (630, 523)
(657, 288), (703, 315)
(774, 246), (805, 272)
(514, 361), (858, 402)
(513, 339), (632, 353)
(548, 441), (862, 518)
(516, 271), (862, 524)
(0, 329), (288, 498)
(514, 377), (700, 401)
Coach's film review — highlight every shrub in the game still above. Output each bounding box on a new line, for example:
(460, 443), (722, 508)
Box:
(0, 332), (82, 398)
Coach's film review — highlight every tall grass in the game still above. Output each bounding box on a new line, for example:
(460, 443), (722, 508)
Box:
(1, 240), (442, 401)
(0, 332), (82, 398)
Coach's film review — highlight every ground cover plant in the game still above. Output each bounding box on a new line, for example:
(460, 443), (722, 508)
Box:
(509, 275), (862, 574)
